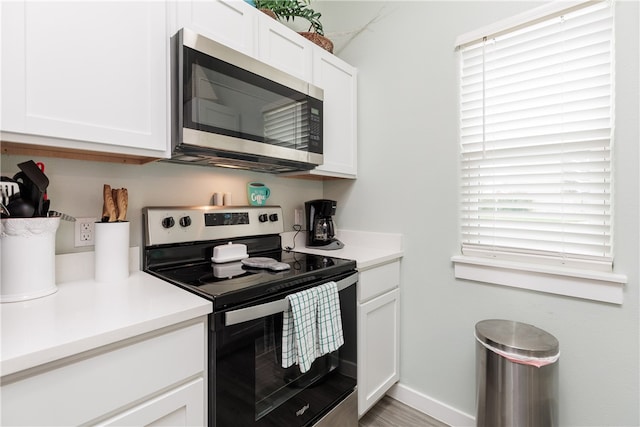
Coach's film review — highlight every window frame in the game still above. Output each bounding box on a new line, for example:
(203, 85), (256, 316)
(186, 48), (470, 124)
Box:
(452, 0), (627, 303)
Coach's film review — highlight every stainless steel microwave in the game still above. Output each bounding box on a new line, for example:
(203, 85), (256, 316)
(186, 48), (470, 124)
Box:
(169, 28), (324, 173)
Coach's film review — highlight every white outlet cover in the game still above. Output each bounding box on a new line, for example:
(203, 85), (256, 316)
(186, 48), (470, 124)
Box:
(74, 217), (97, 247)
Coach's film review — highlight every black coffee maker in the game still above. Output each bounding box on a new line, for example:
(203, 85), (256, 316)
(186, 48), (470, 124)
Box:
(305, 199), (344, 250)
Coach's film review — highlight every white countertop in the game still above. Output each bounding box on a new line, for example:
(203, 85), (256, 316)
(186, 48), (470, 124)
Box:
(0, 249), (212, 377)
(281, 229), (403, 270)
(1, 231), (401, 377)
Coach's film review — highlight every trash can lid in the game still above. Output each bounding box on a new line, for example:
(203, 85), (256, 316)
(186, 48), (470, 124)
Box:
(475, 319), (559, 358)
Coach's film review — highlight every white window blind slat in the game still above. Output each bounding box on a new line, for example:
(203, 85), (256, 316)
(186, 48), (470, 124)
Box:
(458, 0), (613, 270)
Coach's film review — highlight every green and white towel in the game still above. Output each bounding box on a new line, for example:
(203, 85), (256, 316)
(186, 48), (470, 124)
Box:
(316, 282), (344, 356)
(282, 282), (344, 373)
(282, 287), (319, 373)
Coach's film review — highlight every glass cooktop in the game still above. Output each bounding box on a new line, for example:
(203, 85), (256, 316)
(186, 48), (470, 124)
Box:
(148, 250), (356, 310)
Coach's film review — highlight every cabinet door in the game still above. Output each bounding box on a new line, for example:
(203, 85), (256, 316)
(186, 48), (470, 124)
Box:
(99, 378), (205, 426)
(358, 288), (400, 417)
(312, 50), (358, 178)
(0, 320), (206, 426)
(174, 0), (255, 55)
(1, 1), (168, 155)
(256, 13), (312, 81)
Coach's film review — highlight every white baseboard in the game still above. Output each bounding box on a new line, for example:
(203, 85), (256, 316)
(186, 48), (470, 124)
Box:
(386, 383), (475, 427)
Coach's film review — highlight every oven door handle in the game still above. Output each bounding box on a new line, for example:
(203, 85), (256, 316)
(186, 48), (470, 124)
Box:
(225, 273), (357, 326)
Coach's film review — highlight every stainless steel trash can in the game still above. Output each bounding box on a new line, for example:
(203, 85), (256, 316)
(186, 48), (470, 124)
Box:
(475, 319), (559, 427)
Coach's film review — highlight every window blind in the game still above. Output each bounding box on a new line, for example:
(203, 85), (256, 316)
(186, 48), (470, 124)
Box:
(458, 1), (614, 270)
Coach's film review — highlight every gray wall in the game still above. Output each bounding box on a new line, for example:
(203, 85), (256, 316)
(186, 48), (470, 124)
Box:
(2, 2), (638, 425)
(318, 1), (639, 426)
(0, 156), (323, 254)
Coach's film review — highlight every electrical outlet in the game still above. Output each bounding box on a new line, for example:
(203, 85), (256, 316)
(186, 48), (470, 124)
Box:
(294, 208), (303, 226)
(74, 217), (97, 247)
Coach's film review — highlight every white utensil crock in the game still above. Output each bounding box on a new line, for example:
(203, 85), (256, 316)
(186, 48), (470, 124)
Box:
(94, 221), (130, 282)
(1, 217), (61, 302)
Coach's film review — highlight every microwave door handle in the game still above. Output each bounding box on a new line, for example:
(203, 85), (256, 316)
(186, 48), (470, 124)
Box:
(225, 273), (357, 326)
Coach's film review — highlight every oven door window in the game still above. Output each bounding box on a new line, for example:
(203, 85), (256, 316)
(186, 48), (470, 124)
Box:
(255, 315), (338, 419)
(214, 309), (356, 427)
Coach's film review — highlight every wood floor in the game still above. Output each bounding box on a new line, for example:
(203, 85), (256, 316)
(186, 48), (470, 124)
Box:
(359, 396), (450, 427)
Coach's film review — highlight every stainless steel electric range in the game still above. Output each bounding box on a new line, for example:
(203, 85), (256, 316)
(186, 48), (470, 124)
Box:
(142, 206), (358, 427)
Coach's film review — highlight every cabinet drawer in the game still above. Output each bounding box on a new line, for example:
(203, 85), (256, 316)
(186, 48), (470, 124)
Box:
(99, 377), (205, 426)
(358, 261), (400, 302)
(1, 320), (206, 426)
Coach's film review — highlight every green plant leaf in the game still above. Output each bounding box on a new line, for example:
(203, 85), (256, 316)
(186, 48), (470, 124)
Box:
(254, 0), (324, 35)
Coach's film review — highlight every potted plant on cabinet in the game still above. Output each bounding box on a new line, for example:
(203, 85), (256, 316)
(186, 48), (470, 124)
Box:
(254, 0), (333, 53)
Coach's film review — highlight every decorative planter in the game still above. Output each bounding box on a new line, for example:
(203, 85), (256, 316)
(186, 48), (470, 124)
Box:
(259, 8), (277, 19)
(258, 8), (333, 53)
(299, 32), (333, 53)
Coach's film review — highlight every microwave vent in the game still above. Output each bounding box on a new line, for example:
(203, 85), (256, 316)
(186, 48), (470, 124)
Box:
(165, 146), (315, 174)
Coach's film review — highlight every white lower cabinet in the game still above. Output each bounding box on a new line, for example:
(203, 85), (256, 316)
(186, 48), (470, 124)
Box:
(0, 318), (207, 426)
(357, 261), (400, 417)
(100, 378), (205, 426)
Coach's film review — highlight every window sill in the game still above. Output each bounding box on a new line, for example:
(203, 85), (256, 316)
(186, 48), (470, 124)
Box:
(451, 255), (628, 304)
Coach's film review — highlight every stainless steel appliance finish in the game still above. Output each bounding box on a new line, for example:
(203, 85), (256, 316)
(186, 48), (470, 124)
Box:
(169, 28), (324, 173)
(143, 206), (358, 426)
(313, 389), (358, 427)
(475, 319), (559, 427)
(225, 273), (357, 326)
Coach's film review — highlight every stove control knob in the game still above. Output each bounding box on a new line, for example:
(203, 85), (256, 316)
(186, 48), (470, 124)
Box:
(162, 216), (175, 229)
(259, 213), (269, 223)
(179, 216), (192, 227)
(269, 213), (279, 222)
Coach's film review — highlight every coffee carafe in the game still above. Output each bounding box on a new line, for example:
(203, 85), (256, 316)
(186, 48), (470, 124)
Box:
(305, 199), (344, 250)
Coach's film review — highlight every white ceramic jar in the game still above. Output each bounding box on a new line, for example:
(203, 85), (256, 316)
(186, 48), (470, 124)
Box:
(1, 217), (60, 302)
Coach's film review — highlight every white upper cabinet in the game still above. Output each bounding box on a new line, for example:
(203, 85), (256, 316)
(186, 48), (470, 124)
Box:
(281, 41), (359, 179)
(256, 12), (313, 81)
(174, 0), (357, 179)
(311, 50), (358, 178)
(1, 1), (169, 158)
(1, 0), (357, 174)
(172, 0), (255, 56)
(173, 1), (312, 81)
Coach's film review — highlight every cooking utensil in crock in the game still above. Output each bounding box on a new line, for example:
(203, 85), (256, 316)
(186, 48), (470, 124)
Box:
(2, 177), (34, 218)
(101, 184), (128, 222)
(6, 197), (35, 218)
(12, 171), (43, 217)
(17, 160), (49, 193)
(16, 161), (50, 216)
(48, 210), (76, 221)
(1, 178), (19, 206)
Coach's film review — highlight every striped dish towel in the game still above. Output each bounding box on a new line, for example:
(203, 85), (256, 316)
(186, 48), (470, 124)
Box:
(316, 281), (344, 356)
(282, 287), (319, 373)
